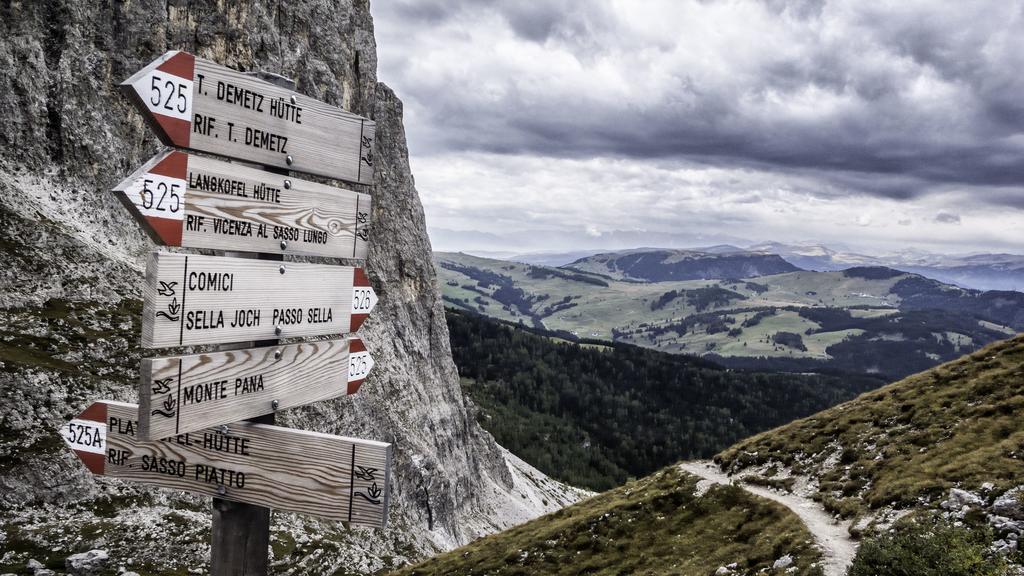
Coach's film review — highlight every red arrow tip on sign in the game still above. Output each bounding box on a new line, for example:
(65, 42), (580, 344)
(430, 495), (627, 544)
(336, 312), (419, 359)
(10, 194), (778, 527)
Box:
(62, 402), (109, 475)
(350, 269), (377, 333)
(353, 268), (370, 287)
(113, 150), (188, 246)
(346, 337), (375, 394)
(121, 51), (195, 148)
(150, 150), (189, 178)
(142, 151), (188, 245)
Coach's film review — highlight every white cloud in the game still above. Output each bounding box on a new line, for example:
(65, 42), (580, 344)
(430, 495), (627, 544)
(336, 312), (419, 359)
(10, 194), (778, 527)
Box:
(413, 151), (1024, 254)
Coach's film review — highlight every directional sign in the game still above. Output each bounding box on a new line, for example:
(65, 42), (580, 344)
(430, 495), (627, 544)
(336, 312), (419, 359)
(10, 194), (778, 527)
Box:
(138, 337), (375, 440)
(120, 51), (375, 184)
(62, 401), (390, 527)
(114, 150), (372, 258)
(141, 252), (377, 348)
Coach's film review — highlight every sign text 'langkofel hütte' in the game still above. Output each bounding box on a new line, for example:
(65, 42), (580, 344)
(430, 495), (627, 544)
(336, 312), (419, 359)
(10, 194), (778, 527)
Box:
(115, 150), (372, 258)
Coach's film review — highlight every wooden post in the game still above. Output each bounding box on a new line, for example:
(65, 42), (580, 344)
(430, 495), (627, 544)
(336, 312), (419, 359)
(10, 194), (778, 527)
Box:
(209, 70), (294, 576)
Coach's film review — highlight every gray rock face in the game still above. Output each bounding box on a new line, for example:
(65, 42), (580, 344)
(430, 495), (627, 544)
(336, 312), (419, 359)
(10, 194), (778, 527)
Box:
(0, 0), (580, 573)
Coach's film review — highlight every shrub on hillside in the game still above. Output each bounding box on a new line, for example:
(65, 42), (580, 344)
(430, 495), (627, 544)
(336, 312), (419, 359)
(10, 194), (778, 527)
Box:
(849, 516), (1004, 576)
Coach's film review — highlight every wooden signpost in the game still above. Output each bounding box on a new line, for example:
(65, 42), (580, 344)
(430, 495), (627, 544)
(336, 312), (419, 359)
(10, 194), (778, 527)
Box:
(120, 51), (375, 184)
(141, 252), (377, 348)
(114, 150), (372, 258)
(68, 52), (389, 574)
(62, 400), (390, 527)
(138, 337), (374, 440)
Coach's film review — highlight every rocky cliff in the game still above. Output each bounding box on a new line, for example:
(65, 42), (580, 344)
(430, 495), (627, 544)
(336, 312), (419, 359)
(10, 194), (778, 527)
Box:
(0, 1), (581, 573)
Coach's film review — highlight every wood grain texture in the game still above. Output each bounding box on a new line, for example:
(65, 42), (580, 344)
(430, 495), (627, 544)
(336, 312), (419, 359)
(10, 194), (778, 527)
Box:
(77, 401), (390, 527)
(113, 150), (372, 258)
(141, 252), (374, 348)
(120, 50), (375, 184)
(211, 499), (269, 576)
(138, 337), (370, 440)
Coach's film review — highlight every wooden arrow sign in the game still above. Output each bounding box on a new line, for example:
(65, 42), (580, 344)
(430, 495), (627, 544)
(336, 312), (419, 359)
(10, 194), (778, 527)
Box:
(62, 401), (390, 526)
(120, 50), (375, 184)
(142, 252), (378, 348)
(114, 150), (372, 258)
(138, 337), (375, 440)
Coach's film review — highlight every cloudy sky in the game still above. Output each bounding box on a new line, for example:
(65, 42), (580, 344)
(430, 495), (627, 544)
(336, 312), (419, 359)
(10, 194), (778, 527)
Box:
(372, 0), (1024, 256)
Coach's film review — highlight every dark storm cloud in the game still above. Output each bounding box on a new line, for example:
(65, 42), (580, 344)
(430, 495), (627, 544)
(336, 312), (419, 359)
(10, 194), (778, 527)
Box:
(374, 1), (1024, 207)
(384, 0), (612, 44)
(385, 0), (459, 23)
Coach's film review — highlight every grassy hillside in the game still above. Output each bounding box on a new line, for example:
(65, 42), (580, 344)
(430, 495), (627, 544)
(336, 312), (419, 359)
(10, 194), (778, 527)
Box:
(716, 335), (1024, 521)
(391, 466), (823, 576)
(449, 308), (881, 491)
(401, 332), (1024, 576)
(436, 251), (1022, 379)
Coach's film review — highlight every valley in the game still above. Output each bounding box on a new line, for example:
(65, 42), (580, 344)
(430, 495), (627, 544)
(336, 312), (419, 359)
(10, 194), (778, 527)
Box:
(447, 308), (881, 491)
(437, 250), (1023, 380)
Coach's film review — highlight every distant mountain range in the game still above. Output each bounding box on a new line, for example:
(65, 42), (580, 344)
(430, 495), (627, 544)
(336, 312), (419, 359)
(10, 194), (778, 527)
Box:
(470, 242), (1024, 292)
(565, 248), (800, 282)
(428, 227), (753, 255)
(748, 242), (1024, 291)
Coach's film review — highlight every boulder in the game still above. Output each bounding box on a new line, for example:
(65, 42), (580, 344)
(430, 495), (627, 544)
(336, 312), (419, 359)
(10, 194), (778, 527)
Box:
(988, 514), (1024, 535)
(993, 487), (1024, 520)
(66, 549), (109, 575)
(25, 559), (54, 576)
(941, 488), (984, 511)
(992, 539), (1018, 556)
(773, 554), (794, 569)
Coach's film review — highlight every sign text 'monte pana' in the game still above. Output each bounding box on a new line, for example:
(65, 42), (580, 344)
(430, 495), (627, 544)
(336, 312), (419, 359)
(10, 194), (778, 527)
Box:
(114, 150), (372, 258)
(142, 252), (377, 348)
(63, 401), (390, 527)
(138, 337), (374, 440)
(121, 50), (375, 184)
